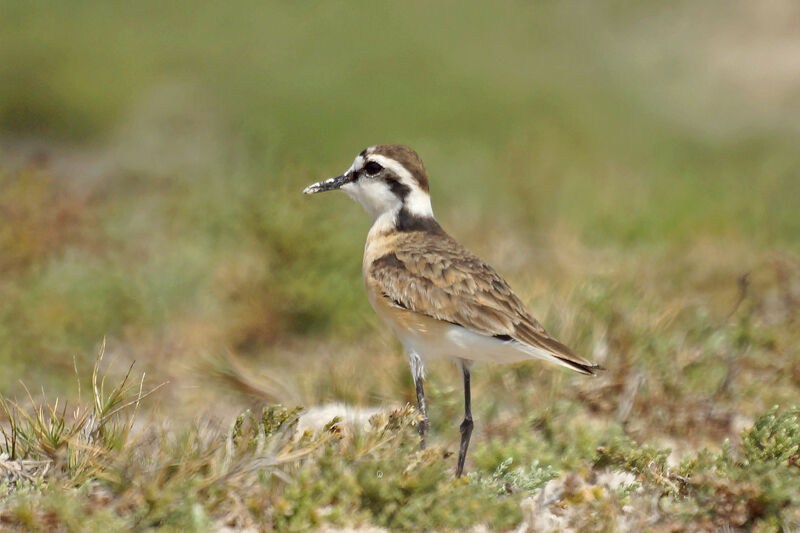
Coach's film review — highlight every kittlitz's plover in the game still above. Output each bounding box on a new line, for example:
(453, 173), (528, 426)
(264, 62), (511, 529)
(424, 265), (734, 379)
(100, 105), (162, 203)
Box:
(304, 145), (601, 476)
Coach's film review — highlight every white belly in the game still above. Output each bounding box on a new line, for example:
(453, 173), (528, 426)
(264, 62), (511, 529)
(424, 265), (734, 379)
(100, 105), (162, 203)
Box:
(396, 322), (540, 365)
(369, 292), (577, 372)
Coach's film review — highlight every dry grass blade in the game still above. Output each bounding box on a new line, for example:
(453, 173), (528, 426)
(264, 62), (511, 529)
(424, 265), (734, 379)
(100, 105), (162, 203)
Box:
(0, 396), (20, 460)
(88, 340), (166, 443)
(0, 340), (168, 489)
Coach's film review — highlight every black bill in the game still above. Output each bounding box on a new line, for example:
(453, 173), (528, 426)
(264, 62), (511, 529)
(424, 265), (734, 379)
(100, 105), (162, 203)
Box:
(302, 172), (355, 195)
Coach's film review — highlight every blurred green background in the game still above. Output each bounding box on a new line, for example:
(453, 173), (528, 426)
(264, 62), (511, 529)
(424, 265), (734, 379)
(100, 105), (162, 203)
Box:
(0, 0), (798, 407)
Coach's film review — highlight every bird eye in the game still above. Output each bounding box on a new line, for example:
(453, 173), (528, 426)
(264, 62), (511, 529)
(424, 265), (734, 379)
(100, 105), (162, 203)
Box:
(364, 161), (383, 176)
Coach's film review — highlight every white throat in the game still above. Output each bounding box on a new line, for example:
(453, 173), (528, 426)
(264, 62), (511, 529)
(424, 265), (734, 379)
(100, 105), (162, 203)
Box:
(346, 184), (435, 235)
(341, 178), (399, 221)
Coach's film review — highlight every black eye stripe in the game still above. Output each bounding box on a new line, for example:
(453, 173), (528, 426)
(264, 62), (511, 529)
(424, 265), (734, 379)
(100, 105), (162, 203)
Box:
(385, 176), (411, 199)
(364, 161), (383, 175)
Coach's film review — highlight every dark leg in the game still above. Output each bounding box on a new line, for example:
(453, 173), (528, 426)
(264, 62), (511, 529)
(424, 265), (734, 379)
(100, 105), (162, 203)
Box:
(414, 374), (429, 449)
(409, 352), (429, 449)
(456, 363), (473, 478)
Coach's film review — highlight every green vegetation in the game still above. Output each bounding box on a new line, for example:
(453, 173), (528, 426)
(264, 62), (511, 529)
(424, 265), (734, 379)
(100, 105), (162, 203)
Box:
(1, 0), (799, 530)
(2, 359), (798, 530)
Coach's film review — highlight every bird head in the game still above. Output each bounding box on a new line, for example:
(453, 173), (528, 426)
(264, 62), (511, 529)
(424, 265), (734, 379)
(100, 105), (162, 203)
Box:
(303, 145), (434, 223)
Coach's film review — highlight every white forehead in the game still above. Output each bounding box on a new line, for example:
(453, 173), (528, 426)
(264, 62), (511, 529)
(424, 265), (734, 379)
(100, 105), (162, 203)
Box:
(345, 157), (361, 175)
(346, 146), (389, 174)
(346, 149), (372, 174)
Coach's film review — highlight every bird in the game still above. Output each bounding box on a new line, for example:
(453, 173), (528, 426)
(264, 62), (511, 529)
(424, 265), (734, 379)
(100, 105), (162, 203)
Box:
(303, 144), (602, 477)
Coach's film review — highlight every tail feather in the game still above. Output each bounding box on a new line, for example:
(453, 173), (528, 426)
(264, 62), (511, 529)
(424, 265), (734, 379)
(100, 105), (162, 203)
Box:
(554, 355), (604, 375)
(512, 321), (603, 375)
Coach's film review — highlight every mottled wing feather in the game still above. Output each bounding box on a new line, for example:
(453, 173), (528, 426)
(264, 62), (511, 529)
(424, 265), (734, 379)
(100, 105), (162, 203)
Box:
(369, 232), (599, 374)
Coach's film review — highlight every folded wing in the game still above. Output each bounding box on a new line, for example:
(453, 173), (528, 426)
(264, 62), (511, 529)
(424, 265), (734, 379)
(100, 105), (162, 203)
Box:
(368, 232), (601, 375)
